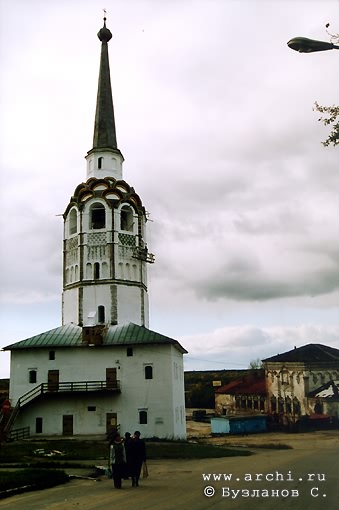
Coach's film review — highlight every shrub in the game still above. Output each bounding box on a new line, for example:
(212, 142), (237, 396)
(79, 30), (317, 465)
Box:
(0, 469), (69, 497)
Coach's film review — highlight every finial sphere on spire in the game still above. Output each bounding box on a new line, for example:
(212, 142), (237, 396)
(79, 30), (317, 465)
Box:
(98, 19), (112, 43)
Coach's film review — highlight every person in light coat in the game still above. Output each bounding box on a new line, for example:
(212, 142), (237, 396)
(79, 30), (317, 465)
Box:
(109, 432), (126, 489)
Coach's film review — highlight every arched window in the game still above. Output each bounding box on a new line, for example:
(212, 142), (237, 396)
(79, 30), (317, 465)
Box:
(98, 305), (105, 324)
(102, 262), (109, 278)
(285, 397), (292, 413)
(86, 263), (92, 279)
(144, 365), (153, 380)
(69, 209), (77, 235)
(293, 398), (301, 415)
(314, 401), (323, 414)
(94, 262), (100, 279)
(271, 396), (277, 413)
(90, 203), (106, 229)
(120, 205), (134, 232)
(278, 397), (284, 413)
(139, 410), (148, 424)
(280, 366), (289, 384)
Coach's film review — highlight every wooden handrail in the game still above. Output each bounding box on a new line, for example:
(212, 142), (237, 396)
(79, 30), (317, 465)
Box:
(2, 380), (120, 437)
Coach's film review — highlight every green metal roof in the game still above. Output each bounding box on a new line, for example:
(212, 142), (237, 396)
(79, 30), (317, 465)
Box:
(3, 322), (187, 354)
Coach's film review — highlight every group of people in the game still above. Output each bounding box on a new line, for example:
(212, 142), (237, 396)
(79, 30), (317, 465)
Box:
(109, 430), (147, 489)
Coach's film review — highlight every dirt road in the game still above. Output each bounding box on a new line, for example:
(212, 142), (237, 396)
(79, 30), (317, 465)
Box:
(1, 431), (338, 510)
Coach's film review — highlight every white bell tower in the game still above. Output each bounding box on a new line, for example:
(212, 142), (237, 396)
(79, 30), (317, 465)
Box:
(62, 18), (154, 328)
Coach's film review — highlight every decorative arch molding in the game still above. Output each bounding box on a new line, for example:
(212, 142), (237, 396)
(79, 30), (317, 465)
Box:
(63, 177), (145, 218)
(103, 189), (123, 201)
(63, 201), (80, 219)
(79, 190), (94, 203)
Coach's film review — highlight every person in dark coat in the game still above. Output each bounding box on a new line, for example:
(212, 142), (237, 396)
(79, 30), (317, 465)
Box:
(129, 430), (146, 487)
(124, 432), (132, 479)
(109, 432), (126, 489)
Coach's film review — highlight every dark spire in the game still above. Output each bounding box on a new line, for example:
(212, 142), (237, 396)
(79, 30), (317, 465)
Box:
(91, 18), (119, 151)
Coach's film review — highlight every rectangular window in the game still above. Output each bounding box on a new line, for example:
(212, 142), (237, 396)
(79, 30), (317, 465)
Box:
(127, 347), (133, 357)
(49, 351), (55, 360)
(29, 370), (37, 384)
(144, 365), (153, 380)
(36, 417), (43, 434)
(88, 406), (96, 412)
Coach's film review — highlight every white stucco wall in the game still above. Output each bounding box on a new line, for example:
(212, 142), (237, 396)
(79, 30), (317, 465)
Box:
(62, 288), (79, 324)
(82, 285), (114, 325)
(85, 150), (124, 181)
(117, 285), (149, 327)
(9, 343), (186, 439)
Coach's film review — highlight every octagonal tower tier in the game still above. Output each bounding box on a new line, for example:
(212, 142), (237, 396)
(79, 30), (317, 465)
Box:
(62, 19), (154, 328)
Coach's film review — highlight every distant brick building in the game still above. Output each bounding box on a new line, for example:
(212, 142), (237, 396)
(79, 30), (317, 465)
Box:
(215, 344), (339, 428)
(264, 343), (339, 426)
(215, 369), (267, 416)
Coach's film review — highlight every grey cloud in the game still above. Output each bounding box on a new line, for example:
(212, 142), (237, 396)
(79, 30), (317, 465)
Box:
(194, 263), (339, 302)
(181, 324), (339, 370)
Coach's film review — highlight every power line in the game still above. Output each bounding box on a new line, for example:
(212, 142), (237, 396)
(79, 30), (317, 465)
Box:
(184, 356), (249, 368)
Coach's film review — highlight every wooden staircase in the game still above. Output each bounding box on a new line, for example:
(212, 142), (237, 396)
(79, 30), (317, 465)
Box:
(0, 379), (120, 441)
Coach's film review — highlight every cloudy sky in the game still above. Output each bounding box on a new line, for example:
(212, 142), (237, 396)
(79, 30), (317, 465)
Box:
(0, 0), (338, 377)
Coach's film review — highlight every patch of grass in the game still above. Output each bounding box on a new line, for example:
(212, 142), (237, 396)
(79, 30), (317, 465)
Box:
(146, 442), (252, 459)
(0, 439), (252, 466)
(0, 461), (91, 469)
(249, 443), (292, 450)
(0, 469), (69, 498)
(0, 440), (109, 463)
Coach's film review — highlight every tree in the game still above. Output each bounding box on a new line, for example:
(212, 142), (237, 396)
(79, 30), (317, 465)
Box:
(314, 102), (339, 147)
(313, 25), (339, 148)
(248, 358), (263, 369)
